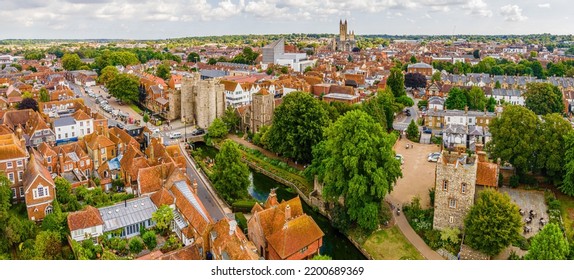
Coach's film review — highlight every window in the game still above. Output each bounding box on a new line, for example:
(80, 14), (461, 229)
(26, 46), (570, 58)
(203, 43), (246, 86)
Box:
(442, 181), (448, 191)
(447, 117), (451, 122)
(33, 186), (50, 199)
(18, 171), (23, 181)
(11, 188), (16, 199)
(47, 156), (52, 163)
(449, 216), (454, 224)
(16, 160), (23, 167)
(101, 148), (105, 154)
(80, 160), (84, 167)
(87, 128), (91, 134)
(38, 187), (45, 197)
(461, 183), (467, 194)
(45, 205), (53, 215)
(80, 122), (84, 127)
(6, 162), (13, 169)
(19, 187), (24, 197)
(48, 166), (52, 172)
(8, 173), (14, 183)
(299, 246), (308, 254)
(72, 132), (75, 137)
(58, 134), (61, 139)
(58, 128), (61, 132)
(486, 119), (490, 124)
(80, 129), (84, 135)
(65, 133), (68, 138)
(449, 198), (457, 209)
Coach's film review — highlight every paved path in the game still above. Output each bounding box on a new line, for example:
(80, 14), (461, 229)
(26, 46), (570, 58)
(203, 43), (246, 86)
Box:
(178, 143), (231, 221)
(226, 134), (305, 171)
(386, 196), (444, 260)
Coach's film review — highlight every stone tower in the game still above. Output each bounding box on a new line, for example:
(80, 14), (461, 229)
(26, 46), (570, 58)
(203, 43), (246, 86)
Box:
(250, 88), (275, 134)
(334, 19), (357, 52)
(432, 151), (478, 230)
(181, 73), (225, 129)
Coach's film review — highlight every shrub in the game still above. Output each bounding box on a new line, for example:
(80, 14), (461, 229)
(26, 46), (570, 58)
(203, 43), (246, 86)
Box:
(423, 230), (442, 250)
(519, 174), (538, 186)
(429, 188), (436, 207)
(161, 235), (182, 253)
(142, 231), (157, 250)
(232, 200), (257, 213)
(509, 175), (520, 188)
(129, 237), (144, 255)
(235, 213), (248, 233)
(513, 235), (530, 250)
(379, 202), (392, 224)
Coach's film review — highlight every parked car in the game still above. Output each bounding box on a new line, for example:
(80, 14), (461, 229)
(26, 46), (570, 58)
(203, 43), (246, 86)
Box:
(404, 109), (411, 116)
(395, 154), (404, 165)
(191, 128), (205, 136)
(422, 127), (432, 134)
(152, 128), (160, 134)
(169, 132), (182, 139)
(427, 152), (441, 162)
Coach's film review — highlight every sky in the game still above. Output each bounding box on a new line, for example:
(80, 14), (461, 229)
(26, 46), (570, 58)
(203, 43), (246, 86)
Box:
(0, 0), (572, 39)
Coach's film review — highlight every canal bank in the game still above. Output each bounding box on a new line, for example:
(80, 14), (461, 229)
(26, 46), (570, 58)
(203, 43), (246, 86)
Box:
(194, 142), (366, 260)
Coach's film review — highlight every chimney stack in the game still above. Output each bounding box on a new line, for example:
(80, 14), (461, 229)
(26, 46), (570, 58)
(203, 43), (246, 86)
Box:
(192, 179), (198, 194)
(285, 204), (291, 221)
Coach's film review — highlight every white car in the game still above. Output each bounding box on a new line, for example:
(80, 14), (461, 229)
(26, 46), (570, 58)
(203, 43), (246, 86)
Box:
(152, 128), (160, 134)
(169, 132), (182, 139)
(395, 154), (404, 165)
(428, 152), (441, 162)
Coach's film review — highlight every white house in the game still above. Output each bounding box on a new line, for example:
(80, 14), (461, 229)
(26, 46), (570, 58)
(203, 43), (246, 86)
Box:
(489, 89), (525, 106)
(221, 80), (260, 107)
(53, 110), (94, 144)
(67, 206), (104, 243)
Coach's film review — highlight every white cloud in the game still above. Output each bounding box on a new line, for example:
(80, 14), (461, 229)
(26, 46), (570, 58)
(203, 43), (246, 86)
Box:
(500, 4), (527, 22)
(464, 0), (493, 17)
(537, 3), (550, 8)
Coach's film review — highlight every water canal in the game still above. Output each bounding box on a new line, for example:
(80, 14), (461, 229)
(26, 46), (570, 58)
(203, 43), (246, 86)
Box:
(195, 143), (366, 260)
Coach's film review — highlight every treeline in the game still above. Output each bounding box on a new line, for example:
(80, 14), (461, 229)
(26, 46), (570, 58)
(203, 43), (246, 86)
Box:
(434, 57), (574, 78)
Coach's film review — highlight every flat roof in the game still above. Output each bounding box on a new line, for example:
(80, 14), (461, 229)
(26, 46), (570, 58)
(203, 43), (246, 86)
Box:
(98, 197), (157, 232)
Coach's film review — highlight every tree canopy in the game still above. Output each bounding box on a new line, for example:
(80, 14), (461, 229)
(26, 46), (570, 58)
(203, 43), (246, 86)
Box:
(267, 91), (330, 164)
(386, 68), (406, 97)
(466, 86), (487, 111)
(561, 131), (574, 196)
(445, 87), (468, 110)
(536, 113), (572, 178)
(108, 73), (139, 104)
(207, 118), (228, 139)
(464, 189), (522, 256)
(406, 119), (419, 142)
(39, 88), (50, 102)
(155, 63), (171, 81)
(61, 53), (82, 71)
(212, 140), (250, 202)
(525, 223), (569, 260)
(487, 105), (540, 174)
(152, 205), (174, 235)
(187, 52), (200, 62)
(98, 66), (119, 86)
(404, 72), (427, 89)
(18, 98), (39, 111)
(320, 110), (402, 231)
(524, 83), (564, 115)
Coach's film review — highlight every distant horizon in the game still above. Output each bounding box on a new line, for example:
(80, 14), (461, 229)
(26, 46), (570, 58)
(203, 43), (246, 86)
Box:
(1, 32), (574, 42)
(1, 1), (572, 40)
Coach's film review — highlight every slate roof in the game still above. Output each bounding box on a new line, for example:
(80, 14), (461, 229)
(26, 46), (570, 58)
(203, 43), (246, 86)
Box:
(53, 116), (76, 127)
(98, 197), (157, 232)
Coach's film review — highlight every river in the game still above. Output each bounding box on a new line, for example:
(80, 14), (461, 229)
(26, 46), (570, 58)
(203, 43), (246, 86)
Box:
(195, 143), (366, 260)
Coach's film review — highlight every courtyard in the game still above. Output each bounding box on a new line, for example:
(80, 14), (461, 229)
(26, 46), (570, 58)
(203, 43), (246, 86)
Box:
(390, 137), (441, 208)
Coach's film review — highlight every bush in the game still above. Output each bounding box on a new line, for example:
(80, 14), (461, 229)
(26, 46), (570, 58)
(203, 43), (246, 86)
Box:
(423, 230), (442, 250)
(142, 231), (157, 250)
(129, 237), (144, 255)
(331, 204), (351, 233)
(508, 250), (522, 260)
(235, 213), (248, 233)
(232, 200), (257, 213)
(161, 235), (182, 253)
(513, 235), (530, 250)
(519, 174), (538, 186)
(509, 175), (520, 188)
(429, 188), (436, 207)
(379, 202), (392, 224)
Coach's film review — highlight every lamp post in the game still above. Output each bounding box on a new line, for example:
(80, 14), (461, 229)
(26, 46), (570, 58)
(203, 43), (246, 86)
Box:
(183, 115), (187, 144)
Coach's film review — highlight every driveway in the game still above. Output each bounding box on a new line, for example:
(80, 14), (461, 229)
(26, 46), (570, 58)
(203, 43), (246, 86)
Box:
(389, 138), (441, 208)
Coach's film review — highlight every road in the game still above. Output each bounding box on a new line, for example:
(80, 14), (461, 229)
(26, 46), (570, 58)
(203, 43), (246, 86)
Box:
(180, 143), (228, 221)
(392, 94), (419, 132)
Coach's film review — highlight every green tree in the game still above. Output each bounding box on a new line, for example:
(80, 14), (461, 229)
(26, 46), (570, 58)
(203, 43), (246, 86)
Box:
(108, 73), (139, 104)
(486, 97), (497, 112)
(406, 119), (419, 142)
(473, 49), (480, 59)
(531, 60), (545, 79)
(312, 254), (332, 260)
(494, 81), (501, 89)
(0, 173), (11, 224)
(431, 71), (441, 82)
(561, 131), (574, 196)
(152, 205), (174, 235)
(524, 83), (564, 115)
(464, 189), (522, 256)
(536, 114), (572, 178)
(35, 230), (62, 260)
(129, 236), (144, 255)
(142, 112), (150, 125)
(39, 88), (50, 102)
(212, 140), (250, 202)
(187, 52), (200, 63)
(321, 110), (402, 231)
(98, 65), (119, 86)
(5, 215), (36, 250)
(142, 230), (157, 250)
(361, 95), (388, 131)
(61, 53), (82, 71)
(487, 105), (540, 174)
(386, 68), (406, 97)
(208, 58), (217, 65)
(525, 223), (569, 260)
(54, 177), (72, 204)
(222, 106), (240, 132)
(410, 55), (417, 63)
(155, 63), (171, 81)
(467, 86), (487, 110)
(267, 91), (330, 164)
(207, 118), (228, 139)
(18, 98), (39, 111)
(445, 88), (467, 110)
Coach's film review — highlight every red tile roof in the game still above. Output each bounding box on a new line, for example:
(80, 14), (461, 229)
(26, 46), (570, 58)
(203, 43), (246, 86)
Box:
(476, 161), (499, 187)
(67, 206), (104, 231)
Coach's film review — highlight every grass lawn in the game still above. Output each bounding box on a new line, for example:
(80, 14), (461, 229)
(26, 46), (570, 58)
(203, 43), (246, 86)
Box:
(557, 193), (574, 239)
(129, 103), (143, 114)
(362, 226), (424, 260)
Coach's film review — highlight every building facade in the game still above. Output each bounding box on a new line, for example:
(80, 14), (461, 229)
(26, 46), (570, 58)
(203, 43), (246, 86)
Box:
(433, 152), (478, 230)
(181, 73), (225, 129)
(332, 20), (356, 52)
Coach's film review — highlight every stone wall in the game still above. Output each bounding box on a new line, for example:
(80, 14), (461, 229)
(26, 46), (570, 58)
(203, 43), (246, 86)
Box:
(433, 152), (477, 230)
(167, 89), (181, 120)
